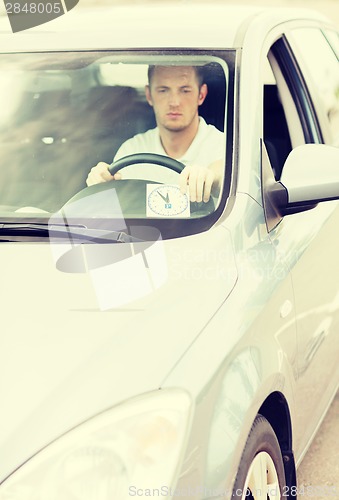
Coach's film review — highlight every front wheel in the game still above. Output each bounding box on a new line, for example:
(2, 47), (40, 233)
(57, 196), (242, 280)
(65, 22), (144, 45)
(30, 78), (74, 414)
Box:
(233, 415), (289, 499)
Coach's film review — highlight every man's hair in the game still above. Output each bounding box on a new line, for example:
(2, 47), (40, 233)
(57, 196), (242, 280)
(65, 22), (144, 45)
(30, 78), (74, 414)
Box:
(147, 65), (205, 88)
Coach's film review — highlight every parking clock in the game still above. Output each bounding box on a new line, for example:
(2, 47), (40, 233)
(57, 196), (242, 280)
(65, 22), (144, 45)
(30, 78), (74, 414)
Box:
(146, 184), (190, 217)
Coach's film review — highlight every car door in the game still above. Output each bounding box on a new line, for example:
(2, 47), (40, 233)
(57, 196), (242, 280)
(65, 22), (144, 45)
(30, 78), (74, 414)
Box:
(262, 26), (339, 457)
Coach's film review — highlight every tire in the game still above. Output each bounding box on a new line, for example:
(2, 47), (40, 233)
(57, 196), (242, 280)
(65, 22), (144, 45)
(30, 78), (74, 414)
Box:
(232, 414), (288, 499)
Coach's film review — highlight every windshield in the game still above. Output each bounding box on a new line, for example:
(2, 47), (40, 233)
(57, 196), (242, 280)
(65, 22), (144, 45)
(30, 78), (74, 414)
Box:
(0, 51), (234, 240)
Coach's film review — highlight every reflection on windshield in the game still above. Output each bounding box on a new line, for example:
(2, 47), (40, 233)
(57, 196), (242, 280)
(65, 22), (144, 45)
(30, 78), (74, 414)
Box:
(0, 52), (229, 234)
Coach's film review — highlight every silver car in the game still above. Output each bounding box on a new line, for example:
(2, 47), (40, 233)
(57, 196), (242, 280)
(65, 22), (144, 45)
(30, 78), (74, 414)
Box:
(0, 4), (338, 499)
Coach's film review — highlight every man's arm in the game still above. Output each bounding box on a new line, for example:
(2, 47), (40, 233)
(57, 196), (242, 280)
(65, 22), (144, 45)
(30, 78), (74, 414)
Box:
(86, 141), (131, 186)
(86, 162), (120, 186)
(179, 159), (223, 203)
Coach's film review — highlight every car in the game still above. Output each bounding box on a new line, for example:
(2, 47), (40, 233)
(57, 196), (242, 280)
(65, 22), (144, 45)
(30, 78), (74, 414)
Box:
(0, 3), (338, 499)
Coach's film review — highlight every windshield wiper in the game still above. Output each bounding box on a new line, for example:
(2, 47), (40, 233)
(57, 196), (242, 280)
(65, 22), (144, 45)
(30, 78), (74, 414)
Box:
(0, 223), (144, 243)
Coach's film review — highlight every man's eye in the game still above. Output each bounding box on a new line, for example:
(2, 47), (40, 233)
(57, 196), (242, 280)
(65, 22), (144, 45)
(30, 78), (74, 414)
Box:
(182, 88), (192, 93)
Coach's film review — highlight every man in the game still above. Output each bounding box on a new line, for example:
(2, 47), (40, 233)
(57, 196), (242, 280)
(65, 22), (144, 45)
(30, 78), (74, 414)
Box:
(86, 65), (225, 203)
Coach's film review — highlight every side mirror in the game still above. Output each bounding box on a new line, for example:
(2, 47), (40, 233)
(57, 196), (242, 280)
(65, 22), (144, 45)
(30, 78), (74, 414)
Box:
(281, 144), (339, 208)
(262, 143), (339, 232)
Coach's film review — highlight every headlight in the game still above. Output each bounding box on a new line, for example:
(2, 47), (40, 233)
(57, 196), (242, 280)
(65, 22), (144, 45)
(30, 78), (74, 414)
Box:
(1, 390), (192, 500)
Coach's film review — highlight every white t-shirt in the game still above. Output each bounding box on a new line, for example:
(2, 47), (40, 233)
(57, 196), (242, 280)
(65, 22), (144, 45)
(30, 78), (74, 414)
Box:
(113, 117), (225, 184)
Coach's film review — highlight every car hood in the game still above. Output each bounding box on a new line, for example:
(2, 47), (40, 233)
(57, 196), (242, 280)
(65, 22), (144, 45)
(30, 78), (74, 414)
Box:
(0, 224), (237, 480)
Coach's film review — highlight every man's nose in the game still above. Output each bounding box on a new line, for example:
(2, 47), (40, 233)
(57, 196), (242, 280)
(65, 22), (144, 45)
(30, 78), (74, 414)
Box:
(168, 91), (180, 107)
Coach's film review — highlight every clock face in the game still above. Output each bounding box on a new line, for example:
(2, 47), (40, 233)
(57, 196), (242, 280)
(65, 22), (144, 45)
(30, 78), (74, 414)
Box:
(146, 184), (190, 218)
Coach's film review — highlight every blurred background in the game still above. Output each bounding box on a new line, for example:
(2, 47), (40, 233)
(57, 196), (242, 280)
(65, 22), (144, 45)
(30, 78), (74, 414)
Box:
(79, 0), (339, 26)
(0, 0), (337, 27)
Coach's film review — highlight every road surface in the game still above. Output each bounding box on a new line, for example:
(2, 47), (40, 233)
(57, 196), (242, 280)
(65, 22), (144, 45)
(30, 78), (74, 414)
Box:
(297, 391), (339, 498)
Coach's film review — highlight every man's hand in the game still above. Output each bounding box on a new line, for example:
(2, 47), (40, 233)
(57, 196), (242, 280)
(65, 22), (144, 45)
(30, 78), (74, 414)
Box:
(86, 162), (122, 187)
(179, 160), (222, 202)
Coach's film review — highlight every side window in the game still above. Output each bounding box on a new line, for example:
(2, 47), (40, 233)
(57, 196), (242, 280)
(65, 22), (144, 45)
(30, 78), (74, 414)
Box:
(262, 58), (292, 179)
(288, 28), (339, 146)
(262, 39), (310, 180)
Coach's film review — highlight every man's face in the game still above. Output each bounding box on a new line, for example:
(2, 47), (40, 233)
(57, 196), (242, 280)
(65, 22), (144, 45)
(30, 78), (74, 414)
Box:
(145, 66), (207, 132)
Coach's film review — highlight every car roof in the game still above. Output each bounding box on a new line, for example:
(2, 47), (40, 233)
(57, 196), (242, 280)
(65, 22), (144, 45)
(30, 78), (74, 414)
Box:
(0, 3), (331, 52)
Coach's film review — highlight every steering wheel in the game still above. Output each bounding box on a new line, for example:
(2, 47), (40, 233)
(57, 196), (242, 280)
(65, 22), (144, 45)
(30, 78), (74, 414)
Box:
(108, 153), (186, 176)
(63, 152), (215, 219)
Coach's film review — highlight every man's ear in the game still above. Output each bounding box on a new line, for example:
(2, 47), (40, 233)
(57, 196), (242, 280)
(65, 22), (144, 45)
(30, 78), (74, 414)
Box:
(198, 83), (208, 106)
(145, 85), (153, 106)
